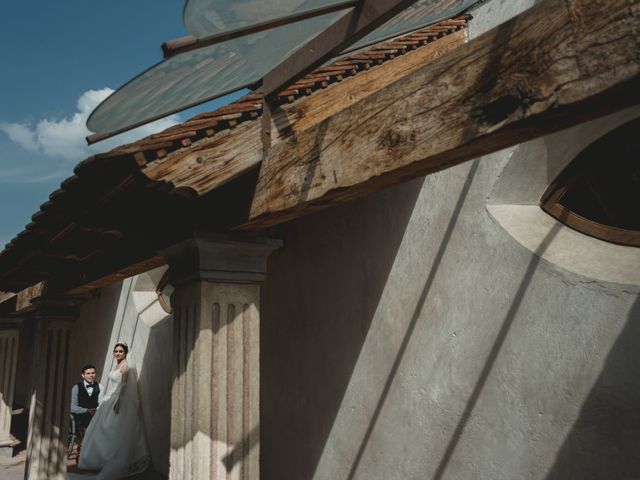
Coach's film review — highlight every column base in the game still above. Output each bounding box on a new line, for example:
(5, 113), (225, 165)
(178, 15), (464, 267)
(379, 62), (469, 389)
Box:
(0, 437), (19, 458)
(0, 446), (14, 459)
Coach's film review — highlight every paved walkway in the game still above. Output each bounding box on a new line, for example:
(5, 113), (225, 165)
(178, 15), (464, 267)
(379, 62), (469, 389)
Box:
(0, 450), (165, 479)
(0, 449), (27, 480)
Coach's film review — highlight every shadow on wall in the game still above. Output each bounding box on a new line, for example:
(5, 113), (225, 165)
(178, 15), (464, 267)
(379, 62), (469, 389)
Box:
(261, 12), (561, 476)
(73, 269), (173, 476)
(546, 296), (640, 480)
(12, 320), (36, 413)
(136, 314), (172, 476)
(345, 14), (526, 479)
(261, 174), (426, 480)
(111, 269), (173, 476)
(73, 284), (122, 388)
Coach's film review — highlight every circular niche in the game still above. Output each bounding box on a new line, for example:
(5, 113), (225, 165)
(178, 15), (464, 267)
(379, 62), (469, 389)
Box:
(486, 107), (640, 287)
(541, 118), (640, 247)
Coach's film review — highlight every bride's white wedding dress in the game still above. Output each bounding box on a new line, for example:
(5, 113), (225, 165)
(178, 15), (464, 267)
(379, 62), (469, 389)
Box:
(78, 364), (149, 479)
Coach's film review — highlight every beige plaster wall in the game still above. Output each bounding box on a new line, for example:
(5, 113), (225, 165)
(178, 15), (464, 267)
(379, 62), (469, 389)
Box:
(260, 106), (640, 480)
(258, 3), (640, 476)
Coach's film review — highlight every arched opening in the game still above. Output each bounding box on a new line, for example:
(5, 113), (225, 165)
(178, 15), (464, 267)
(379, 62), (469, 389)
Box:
(542, 118), (640, 247)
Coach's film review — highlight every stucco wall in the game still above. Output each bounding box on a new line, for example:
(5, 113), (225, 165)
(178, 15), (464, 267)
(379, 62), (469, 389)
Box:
(260, 102), (640, 479)
(58, 2), (639, 478)
(71, 268), (173, 475)
(259, 3), (640, 477)
(259, 3), (640, 471)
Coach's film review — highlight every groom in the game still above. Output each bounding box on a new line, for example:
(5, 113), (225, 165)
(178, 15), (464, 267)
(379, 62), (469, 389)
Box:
(70, 364), (104, 431)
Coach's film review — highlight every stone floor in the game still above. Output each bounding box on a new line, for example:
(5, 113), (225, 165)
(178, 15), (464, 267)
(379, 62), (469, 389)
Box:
(67, 454), (165, 479)
(0, 450), (166, 479)
(0, 449), (27, 480)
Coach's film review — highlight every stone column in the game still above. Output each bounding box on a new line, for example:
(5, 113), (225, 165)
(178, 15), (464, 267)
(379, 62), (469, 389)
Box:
(163, 234), (281, 480)
(0, 324), (20, 457)
(25, 299), (81, 480)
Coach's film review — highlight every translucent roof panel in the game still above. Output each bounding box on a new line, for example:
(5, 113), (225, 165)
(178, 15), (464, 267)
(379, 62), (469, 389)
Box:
(89, 1), (477, 135)
(184, 0), (351, 38)
(87, 10), (344, 134)
(350, 0), (476, 50)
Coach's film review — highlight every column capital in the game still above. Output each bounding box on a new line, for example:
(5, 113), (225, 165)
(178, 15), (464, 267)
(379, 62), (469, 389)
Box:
(0, 317), (23, 330)
(162, 232), (282, 286)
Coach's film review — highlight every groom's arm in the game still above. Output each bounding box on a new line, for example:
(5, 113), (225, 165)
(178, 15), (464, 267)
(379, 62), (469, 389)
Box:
(70, 384), (86, 414)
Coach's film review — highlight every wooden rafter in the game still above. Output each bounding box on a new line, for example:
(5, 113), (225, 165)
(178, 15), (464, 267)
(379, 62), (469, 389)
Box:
(244, 0), (640, 229)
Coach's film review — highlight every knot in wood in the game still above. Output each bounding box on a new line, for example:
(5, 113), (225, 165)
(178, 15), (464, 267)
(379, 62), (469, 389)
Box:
(379, 128), (415, 152)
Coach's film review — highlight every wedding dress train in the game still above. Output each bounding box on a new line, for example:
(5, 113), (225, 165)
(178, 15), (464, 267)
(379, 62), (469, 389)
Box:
(78, 365), (149, 479)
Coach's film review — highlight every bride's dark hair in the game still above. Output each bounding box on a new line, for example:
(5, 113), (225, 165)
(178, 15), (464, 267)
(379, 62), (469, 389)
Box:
(114, 342), (129, 355)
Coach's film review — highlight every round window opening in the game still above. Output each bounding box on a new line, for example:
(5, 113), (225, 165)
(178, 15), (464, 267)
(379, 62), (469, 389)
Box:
(541, 118), (640, 247)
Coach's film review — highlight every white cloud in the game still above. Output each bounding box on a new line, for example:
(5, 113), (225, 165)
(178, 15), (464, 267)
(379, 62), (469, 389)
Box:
(0, 88), (181, 162)
(0, 122), (38, 152)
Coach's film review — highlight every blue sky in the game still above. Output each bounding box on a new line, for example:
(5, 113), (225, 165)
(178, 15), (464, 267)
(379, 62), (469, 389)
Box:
(0, 1), (241, 249)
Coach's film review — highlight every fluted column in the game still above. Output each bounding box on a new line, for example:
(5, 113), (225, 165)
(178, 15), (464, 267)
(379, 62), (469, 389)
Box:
(25, 298), (81, 480)
(163, 234), (281, 480)
(0, 326), (20, 455)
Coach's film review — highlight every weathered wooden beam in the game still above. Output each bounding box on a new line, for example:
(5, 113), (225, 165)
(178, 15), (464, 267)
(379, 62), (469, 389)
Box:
(272, 29), (467, 142)
(142, 121), (263, 196)
(15, 282), (45, 313)
(142, 30), (466, 197)
(244, 0), (640, 229)
(0, 291), (14, 305)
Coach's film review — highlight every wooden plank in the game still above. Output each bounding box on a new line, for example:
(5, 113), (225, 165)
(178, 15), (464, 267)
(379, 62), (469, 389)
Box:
(272, 30), (466, 142)
(142, 121), (263, 196)
(15, 282), (45, 312)
(142, 29), (466, 197)
(0, 292), (14, 305)
(244, 0), (640, 229)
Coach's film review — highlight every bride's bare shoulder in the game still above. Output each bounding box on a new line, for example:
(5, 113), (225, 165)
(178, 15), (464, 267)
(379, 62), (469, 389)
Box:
(118, 361), (129, 373)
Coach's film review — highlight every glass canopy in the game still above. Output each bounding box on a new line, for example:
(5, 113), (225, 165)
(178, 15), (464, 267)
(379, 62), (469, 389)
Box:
(184, 0), (353, 39)
(87, 0), (476, 136)
(352, 0), (475, 50)
(87, 10), (344, 135)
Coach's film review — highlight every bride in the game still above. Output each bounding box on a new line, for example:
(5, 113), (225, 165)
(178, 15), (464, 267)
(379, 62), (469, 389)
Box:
(78, 342), (150, 479)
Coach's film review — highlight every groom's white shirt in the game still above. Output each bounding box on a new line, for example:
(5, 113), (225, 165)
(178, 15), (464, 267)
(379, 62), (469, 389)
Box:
(70, 381), (105, 414)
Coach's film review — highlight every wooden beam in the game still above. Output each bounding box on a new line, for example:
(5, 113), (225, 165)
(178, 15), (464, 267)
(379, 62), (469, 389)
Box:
(272, 29), (467, 142)
(245, 0), (640, 229)
(142, 121), (263, 196)
(15, 282), (45, 313)
(0, 291), (14, 302)
(142, 30), (466, 197)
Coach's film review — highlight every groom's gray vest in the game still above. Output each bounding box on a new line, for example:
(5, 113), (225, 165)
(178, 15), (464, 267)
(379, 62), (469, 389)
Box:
(77, 382), (100, 409)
